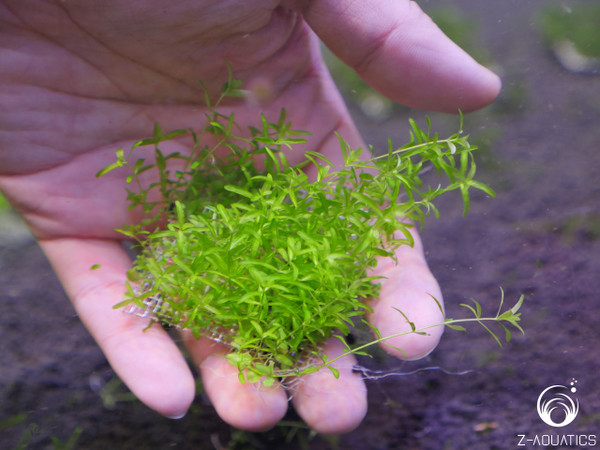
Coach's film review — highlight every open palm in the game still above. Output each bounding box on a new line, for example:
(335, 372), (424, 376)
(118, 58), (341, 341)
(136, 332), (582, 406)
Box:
(0, 0), (500, 434)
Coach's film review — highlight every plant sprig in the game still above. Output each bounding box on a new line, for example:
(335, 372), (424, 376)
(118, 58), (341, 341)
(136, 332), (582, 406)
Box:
(97, 73), (507, 384)
(271, 290), (524, 382)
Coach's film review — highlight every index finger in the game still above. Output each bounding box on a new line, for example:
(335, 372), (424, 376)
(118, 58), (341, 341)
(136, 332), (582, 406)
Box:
(302, 0), (501, 112)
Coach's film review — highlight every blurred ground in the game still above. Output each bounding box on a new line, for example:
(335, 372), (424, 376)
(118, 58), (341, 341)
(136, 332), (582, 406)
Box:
(2, 0), (600, 448)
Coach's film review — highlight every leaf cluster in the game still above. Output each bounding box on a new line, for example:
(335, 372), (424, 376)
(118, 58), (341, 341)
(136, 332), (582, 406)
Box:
(446, 288), (525, 347)
(97, 75), (497, 383)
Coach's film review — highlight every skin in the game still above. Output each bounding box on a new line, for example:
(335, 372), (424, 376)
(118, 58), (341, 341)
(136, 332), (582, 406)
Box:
(0, 0), (500, 435)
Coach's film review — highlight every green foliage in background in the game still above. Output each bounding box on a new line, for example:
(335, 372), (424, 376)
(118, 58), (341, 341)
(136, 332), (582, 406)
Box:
(537, 3), (600, 58)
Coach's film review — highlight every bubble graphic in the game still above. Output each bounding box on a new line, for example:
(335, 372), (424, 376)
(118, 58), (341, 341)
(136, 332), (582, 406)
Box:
(569, 379), (578, 393)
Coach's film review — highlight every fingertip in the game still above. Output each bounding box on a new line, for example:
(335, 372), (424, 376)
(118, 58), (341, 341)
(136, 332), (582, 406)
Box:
(461, 64), (502, 113)
(200, 354), (288, 432)
(368, 237), (445, 361)
(305, 0), (502, 112)
(140, 371), (196, 419)
(39, 238), (197, 419)
(105, 325), (197, 419)
(382, 315), (445, 361)
(484, 66), (503, 99)
(138, 370), (196, 420)
(291, 339), (367, 435)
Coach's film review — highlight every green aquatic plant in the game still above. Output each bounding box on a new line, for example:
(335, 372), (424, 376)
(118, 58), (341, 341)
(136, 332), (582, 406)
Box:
(537, 3), (600, 59)
(97, 75), (521, 385)
(537, 3), (600, 75)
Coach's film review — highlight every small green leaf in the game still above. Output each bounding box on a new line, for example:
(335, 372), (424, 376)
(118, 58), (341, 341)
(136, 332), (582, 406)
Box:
(155, 149), (166, 171)
(175, 201), (186, 224)
(163, 129), (187, 140)
(381, 343), (408, 357)
(112, 299), (134, 309)
(95, 160), (123, 178)
(246, 370), (262, 383)
(224, 185), (255, 200)
(460, 184), (471, 216)
(470, 179), (496, 197)
(361, 319), (382, 339)
(299, 366), (319, 376)
(392, 307), (416, 332)
(262, 377), (275, 388)
(448, 141), (457, 154)
(511, 294), (525, 315)
(153, 123), (163, 141)
(253, 363), (273, 377)
(327, 366), (340, 379)
(275, 353), (294, 367)
(429, 294), (445, 317)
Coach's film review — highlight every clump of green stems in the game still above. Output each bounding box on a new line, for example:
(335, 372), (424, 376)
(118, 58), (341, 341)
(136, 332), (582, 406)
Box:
(98, 75), (522, 386)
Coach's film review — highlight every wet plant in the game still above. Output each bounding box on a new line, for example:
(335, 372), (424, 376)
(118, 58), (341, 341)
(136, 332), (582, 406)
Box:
(97, 74), (522, 386)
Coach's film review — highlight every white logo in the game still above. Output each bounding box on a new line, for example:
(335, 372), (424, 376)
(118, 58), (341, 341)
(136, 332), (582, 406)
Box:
(537, 380), (579, 428)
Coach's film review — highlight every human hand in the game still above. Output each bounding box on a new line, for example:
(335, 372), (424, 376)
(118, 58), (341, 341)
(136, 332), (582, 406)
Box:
(0, 0), (500, 434)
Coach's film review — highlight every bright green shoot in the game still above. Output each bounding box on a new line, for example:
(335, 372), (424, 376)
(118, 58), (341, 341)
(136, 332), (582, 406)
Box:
(273, 290), (524, 381)
(97, 74), (518, 385)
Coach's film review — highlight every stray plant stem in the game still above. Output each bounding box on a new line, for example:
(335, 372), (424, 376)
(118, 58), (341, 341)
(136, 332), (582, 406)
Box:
(97, 72), (519, 385)
(273, 290), (524, 379)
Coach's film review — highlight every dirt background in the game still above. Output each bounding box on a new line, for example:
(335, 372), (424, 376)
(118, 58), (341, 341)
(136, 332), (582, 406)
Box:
(2, 0), (600, 449)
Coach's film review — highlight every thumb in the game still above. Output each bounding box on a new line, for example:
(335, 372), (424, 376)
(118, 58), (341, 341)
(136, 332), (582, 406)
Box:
(302, 0), (501, 112)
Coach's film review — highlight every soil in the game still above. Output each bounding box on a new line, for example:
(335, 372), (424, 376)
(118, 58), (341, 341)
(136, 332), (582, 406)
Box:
(2, 0), (600, 449)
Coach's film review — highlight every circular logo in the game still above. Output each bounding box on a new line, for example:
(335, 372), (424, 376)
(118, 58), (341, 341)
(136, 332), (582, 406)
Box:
(537, 380), (579, 428)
